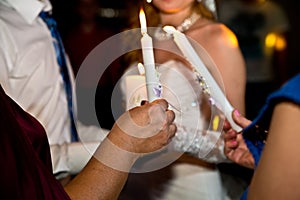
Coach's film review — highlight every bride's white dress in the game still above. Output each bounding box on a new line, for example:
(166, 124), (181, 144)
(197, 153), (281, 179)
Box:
(120, 60), (229, 200)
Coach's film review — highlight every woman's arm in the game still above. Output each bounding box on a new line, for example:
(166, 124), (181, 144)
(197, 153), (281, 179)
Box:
(248, 102), (300, 199)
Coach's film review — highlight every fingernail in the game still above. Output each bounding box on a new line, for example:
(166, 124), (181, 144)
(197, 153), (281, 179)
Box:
(234, 109), (240, 117)
(231, 140), (237, 145)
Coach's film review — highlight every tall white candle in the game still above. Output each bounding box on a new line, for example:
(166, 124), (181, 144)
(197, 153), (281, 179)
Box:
(163, 26), (242, 132)
(139, 8), (160, 102)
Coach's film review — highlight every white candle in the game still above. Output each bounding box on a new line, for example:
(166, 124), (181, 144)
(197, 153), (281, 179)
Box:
(125, 75), (147, 110)
(163, 26), (242, 132)
(137, 62), (145, 75)
(139, 8), (161, 102)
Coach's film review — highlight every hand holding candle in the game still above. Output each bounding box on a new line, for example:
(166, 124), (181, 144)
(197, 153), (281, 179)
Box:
(139, 8), (161, 102)
(163, 26), (242, 132)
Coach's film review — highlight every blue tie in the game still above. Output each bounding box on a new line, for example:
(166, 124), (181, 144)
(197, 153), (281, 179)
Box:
(39, 11), (79, 142)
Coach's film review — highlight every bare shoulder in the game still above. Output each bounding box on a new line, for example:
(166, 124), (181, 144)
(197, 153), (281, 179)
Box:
(187, 21), (239, 49)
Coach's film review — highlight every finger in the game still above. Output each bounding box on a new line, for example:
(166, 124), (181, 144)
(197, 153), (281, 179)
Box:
(152, 99), (168, 111)
(224, 140), (238, 151)
(157, 123), (177, 146)
(232, 109), (252, 128)
(166, 122), (176, 140)
(168, 123), (177, 138)
(166, 124), (177, 144)
(225, 139), (238, 149)
(224, 129), (238, 140)
(165, 110), (175, 124)
(167, 123), (177, 144)
(148, 99), (170, 126)
(161, 111), (176, 134)
(223, 119), (231, 132)
(224, 132), (239, 154)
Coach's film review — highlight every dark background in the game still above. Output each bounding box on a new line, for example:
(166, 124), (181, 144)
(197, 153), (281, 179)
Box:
(52, 0), (299, 78)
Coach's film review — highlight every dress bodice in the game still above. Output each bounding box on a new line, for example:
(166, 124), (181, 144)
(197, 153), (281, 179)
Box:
(120, 60), (226, 162)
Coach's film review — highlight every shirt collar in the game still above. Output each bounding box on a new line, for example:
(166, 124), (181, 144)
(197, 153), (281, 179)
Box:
(1, 0), (52, 24)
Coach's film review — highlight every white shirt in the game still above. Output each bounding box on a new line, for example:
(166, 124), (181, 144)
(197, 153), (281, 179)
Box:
(0, 0), (108, 176)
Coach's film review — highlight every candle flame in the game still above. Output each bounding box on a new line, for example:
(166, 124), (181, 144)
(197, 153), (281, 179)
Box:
(139, 8), (147, 34)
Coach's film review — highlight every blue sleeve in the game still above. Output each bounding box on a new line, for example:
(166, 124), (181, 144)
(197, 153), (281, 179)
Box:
(243, 73), (300, 166)
(240, 73), (300, 200)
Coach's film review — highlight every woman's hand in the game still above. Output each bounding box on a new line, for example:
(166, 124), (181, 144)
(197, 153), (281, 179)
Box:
(224, 110), (255, 169)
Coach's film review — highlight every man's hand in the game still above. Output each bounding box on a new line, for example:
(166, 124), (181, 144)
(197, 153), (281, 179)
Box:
(109, 99), (176, 154)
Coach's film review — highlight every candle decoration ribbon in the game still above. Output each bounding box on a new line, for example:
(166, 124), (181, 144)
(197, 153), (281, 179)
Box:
(163, 26), (242, 132)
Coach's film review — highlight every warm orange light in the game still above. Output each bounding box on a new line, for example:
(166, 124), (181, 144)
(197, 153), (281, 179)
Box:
(265, 33), (277, 48)
(275, 35), (287, 51)
(265, 33), (287, 51)
(258, 0), (266, 4)
(229, 33), (238, 48)
(224, 27), (238, 48)
(139, 8), (147, 34)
